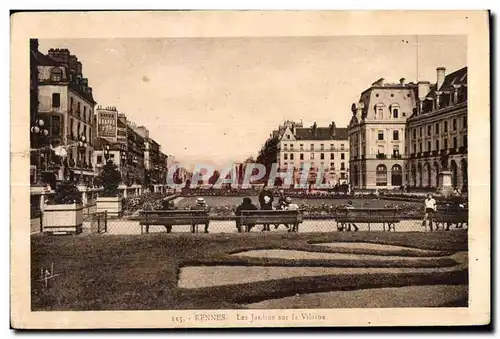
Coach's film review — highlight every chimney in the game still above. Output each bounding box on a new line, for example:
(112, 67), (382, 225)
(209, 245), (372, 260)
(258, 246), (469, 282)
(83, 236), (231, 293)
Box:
(417, 81), (431, 100)
(330, 121), (336, 136)
(399, 78), (406, 86)
(312, 122), (317, 135)
(372, 78), (385, 86)
(436, 67), (446, 90)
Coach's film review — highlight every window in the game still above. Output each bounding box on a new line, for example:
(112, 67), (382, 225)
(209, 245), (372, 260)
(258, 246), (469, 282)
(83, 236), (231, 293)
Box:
(444, 121), (448, 133)
(290, 154), (294, 160)
(51, 115), (61, 137)
(453, 137), (457, 149)
(419, 127), (422, 138)
(444, 138), (448, 149)
(435, 123), (439, 135)
(463, 115), (467, 129)
(341, 153), (345, 160)
(412, 144), (416, 153)
(310, 144), (314, 151)
(393, 130), (399, 141)
(393, 109), (399, 118)
(52, 93), (60, 108)
(419, 142), (422, 152)
(330, 153), (334, 160)
(330, 162), (335, 169)
(378, 130), (384, 140)
(50, 67), (62, 81)
(310, 153), (315, 160)
(330, 144), (334, 150)
(436, 140), (440, 151)
(412, 129), (416, 139)
(393, 145), (400, 157)
(340, 144), (345, 150)
(453, 119), (457, 131)
(283, 144), (288, 150)
(376, 164), (388, 186)
(427, 126), (431, 136)
(376, 108), (383, 119)
(320, 144), (324, 151)
(463, 134), (467, 147)
(378, 145), (385, 155)
(340, 162), (345, 170)
(290, 144), (294, 150)
(300, 153), (304, 160)
(427, 141), (431, 152)
(286, 135), (290, 139)
(300, 144), (304, 150)
(284, 153), (288, 160)
(97, 155), (103, 164)
(320, 153), (324, 160)
(70, 97), (74, 113)
(340, 173), (346, 179)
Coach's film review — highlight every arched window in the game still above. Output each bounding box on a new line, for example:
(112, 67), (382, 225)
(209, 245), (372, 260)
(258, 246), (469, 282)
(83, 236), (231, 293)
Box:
(50, 67), (63, 82)
(391, 164), (402, 187)
(376, 164), (387, 186)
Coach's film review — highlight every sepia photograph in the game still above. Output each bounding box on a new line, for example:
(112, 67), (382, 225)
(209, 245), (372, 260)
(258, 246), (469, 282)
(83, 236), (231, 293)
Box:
(10, 10), (490, 328)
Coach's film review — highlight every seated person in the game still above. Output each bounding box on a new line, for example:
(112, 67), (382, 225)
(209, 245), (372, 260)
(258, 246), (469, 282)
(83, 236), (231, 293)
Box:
(191, 197), (210, 233)
(235, 197), (258, 232)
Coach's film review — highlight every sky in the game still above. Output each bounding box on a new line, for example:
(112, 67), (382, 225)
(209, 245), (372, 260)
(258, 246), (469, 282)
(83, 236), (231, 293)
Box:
(39, 35), (466, 170)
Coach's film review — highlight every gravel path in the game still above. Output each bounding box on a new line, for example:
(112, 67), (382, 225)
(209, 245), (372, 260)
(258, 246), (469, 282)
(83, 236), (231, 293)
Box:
(312, 242), (442, 254)
(231, 249), (442, 261)
(247, 285), (468, 308)
(178, 264), (463, 289)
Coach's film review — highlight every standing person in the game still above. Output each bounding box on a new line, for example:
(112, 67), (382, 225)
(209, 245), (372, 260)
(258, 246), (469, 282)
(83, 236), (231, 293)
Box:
(235, 197), (258, 232)
(191, 197), (210, 233)
(259, 191), (274, 231)
(345, 200), (359, 232)
(423, 193), (437, 231)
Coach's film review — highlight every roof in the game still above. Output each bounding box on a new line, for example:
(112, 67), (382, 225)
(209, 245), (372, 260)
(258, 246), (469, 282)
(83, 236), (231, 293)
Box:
(294, 127), (348, 141)
(32, 50), (58, 66)
(438, 66), (467, 91)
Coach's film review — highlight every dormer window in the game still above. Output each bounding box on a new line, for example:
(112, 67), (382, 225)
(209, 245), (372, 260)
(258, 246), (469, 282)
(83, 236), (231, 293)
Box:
(374, 103), (385, 119)
(286, 135), (290, 139)
(50, 67), (63, 82)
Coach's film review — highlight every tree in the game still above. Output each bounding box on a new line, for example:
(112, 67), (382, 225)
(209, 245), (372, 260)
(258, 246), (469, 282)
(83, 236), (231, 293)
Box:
(256, 135), (279, 183)
(53, 181), (82, 205)
(99, 160), (122, 197)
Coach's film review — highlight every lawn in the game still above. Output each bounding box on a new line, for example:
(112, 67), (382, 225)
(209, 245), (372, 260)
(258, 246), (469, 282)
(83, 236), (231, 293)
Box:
(31, 230), (468, 311)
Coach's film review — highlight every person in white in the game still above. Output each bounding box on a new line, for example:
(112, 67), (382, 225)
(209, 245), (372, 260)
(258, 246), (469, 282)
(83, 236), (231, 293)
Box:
(423, 193), (437, 231)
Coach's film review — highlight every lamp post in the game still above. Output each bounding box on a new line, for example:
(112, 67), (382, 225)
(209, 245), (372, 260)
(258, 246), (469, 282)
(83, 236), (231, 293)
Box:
(120, 151), (127, 184)
(30, 119), (49, 186)
(103, 145), (110, 163)
(77, 134), (88, 185)
(132, 156), (138, 184)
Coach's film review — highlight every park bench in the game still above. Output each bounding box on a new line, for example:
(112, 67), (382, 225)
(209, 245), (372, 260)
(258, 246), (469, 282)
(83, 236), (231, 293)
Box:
(432, 208), (468, 231)
(238, 210), (303, 232)
(137, 210), (210, 234)
(335, 208), (401, 232)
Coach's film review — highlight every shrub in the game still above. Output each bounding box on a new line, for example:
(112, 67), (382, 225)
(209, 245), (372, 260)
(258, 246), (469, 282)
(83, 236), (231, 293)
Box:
(52, 181), (82, 205)
(99, 160), (121, 197)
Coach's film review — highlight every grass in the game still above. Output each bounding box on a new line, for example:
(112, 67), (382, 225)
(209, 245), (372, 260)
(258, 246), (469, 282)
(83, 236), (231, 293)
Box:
(31, 230), (468, 311)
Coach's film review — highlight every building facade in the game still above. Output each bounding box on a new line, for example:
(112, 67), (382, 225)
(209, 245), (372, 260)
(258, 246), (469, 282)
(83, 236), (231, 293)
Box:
(405, 67), (468, 191)
(276, 121), (349, 187)
(37, 48), (97, 184)
(348, 77), (417, 189)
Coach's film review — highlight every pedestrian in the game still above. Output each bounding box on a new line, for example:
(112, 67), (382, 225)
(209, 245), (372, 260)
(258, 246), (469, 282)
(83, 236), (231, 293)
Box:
(345, 200), (359, 232)
(191, 197), (210, 233)
(259, 193), (274, 232)
(283, 196), (299, 232)
(235, 197), (258, 232)
(423, 193), (437, 231)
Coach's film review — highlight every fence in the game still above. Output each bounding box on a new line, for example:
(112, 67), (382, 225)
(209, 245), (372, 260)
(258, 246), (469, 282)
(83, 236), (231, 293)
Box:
(82, 211), (108, 234)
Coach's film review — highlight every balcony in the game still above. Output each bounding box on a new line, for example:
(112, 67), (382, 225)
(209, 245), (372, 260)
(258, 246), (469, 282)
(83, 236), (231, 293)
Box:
(391, 154), (402, 159)
(376, 153), (387, 159)
(458, 146), (467, 154)
(410, 153), (416, 159)
(431, 150), (439, 157)
(423, 151), (430, 157)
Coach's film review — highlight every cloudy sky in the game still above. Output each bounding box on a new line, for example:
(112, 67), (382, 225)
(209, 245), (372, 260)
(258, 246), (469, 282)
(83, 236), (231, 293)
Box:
(39, 35), (466, 170)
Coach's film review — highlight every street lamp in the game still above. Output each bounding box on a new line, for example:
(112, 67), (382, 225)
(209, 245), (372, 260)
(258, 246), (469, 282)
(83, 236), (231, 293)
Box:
(77, 134), (88, 185)
(103, 145), (111, 163)
(30, 119), (49, 186)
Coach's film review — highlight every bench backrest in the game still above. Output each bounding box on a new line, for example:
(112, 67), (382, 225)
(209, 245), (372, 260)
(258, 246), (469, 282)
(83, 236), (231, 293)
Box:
(335, 208), (400, 222)
(139, 210), (209, 225)
(239, 210), (303, 224)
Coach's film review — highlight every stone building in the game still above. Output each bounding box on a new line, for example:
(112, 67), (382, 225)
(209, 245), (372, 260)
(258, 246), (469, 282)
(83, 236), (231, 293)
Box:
(348, 77), (417, 189)
(405, 66), (468, 191)
(37, 48), (97, 184)
(276, 121), (349, 187)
